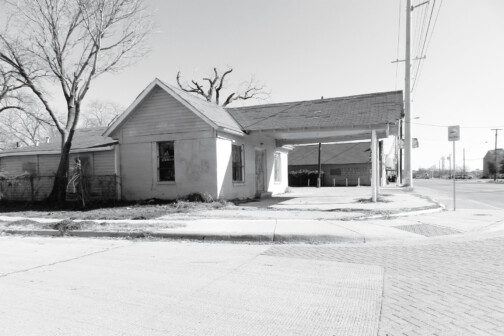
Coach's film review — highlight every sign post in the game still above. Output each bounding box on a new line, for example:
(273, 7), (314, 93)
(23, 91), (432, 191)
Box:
(448, 126), (460, 210)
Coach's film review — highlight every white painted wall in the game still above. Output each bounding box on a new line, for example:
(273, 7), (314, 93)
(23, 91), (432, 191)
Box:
(119, 137), (218, 200)
(266, 149), (289, 195)
(214, 132), (288, 200)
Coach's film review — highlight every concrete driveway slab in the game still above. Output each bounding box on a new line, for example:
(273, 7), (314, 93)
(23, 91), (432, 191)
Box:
(0, 238), (383, 336)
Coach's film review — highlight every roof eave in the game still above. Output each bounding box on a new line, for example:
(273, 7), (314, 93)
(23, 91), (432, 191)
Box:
(0, 145), (116, 158)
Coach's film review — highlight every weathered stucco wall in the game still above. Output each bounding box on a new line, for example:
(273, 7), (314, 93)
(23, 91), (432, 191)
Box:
(119, 138), (217, 200)
(215, 132), (288, 200)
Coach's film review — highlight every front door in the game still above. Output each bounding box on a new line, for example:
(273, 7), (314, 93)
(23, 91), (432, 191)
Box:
(255, 149), (266, 195)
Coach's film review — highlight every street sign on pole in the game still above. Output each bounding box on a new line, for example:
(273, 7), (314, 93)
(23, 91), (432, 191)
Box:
(448, 125), (460, 210)
(448, 125), (460, 141)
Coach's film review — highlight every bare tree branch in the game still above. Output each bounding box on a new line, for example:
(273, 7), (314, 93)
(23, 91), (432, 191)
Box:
(80, 99), (122, 128)
(176, 67), (268, 107)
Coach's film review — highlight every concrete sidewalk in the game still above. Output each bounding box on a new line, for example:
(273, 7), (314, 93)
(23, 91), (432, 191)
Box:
(2, 186), (504, 243)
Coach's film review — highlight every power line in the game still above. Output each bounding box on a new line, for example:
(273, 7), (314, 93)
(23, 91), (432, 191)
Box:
(409, 121), (504, 129)
(411, 0), (437, 94)
(414, 2), (429, 60)
(394, 0), (402, 89)
(411, 0), (444, 96)
(241, 100), (307, 130)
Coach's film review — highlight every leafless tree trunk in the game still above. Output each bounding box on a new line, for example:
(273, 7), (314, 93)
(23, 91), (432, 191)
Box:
(176, 67), (268, 107)
(0, 0), (151, 205)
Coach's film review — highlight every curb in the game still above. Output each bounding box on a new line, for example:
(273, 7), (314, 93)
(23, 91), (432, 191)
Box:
(360, 204), (445, 220)
(2, 229), (364, 243)
(357, 191), (446, 220)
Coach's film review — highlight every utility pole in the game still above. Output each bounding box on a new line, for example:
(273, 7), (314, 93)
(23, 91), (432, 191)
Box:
(392, 0), (428, 186)
(491, 129), (502, 181)
(447, 154), (451, 178)
(403, 0), (413, 187)
(463, 148), (466, 177)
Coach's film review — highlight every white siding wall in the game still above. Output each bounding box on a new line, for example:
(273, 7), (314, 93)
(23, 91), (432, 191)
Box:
(92, 151), (116, 175)
(116, 86), (210, 140)
(38, 155), (60, 176)
(0, 149), (116, 201)
(0, 155), (37, 174)
(116, 85), (219, 200)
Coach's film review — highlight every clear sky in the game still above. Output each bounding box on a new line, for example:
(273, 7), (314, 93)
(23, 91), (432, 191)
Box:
(85, 0), (504, 171)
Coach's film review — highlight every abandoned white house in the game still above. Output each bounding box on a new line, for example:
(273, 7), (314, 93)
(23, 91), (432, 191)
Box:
(0, 79), (403, 201)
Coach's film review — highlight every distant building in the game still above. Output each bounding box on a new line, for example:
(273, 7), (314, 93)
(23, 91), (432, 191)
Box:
(482, 149), (504, 178)
(288, 142), (376, 186)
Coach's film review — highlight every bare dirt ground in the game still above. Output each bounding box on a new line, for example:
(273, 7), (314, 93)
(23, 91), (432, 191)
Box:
(0, 200), (232, 220)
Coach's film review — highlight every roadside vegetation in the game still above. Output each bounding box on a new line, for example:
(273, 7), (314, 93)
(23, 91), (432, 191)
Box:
(0, 195), (233, 220)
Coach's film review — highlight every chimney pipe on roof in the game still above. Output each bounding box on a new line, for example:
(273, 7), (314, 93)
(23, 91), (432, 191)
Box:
(35, 139), (40, 147)
(45, 136), (50, 143)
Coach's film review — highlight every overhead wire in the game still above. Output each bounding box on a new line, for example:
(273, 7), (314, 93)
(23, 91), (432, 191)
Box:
(409, 121), (504, 129)
(411, 0), (444, 97)
(411, 0), (436, 93)
(414, 2), (429, 60)
(394, 0), (402, 89)
(241, 100), (307, 130)
(412, 2), (429, 86)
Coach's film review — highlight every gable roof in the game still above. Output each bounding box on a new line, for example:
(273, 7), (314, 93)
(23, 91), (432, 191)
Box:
(289, 142), (371, 166)
(104, 78), (244, 137)
(227, 91), (403, 131)
(0, 127), (117, 157)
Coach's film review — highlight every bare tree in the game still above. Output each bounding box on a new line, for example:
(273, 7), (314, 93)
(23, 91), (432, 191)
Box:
(0, 0), (151, 203)
(176, 67), (268, 107)
(80, 100), (123, 128)
(0, 107), (53, 148)
(0, 67), (26, 113)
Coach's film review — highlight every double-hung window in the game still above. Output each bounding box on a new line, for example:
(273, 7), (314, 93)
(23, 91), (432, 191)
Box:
(232, 144), (244, 182)
(158, 142), (175, 182)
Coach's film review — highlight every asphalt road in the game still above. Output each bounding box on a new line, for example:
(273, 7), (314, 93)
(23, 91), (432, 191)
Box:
(412, 178), (504, 210)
